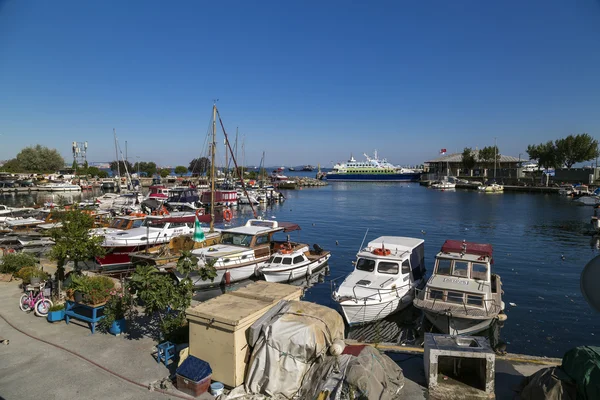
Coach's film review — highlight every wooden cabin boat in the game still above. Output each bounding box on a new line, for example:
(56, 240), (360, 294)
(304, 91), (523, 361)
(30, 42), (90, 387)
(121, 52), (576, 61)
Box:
(174, 219), (300, 288)
(413, 239), (505, 335)
(332, 236), (426, 325)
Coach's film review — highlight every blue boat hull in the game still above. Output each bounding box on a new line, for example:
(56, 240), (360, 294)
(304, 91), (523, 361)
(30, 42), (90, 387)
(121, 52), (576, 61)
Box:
(326, 173), (420, 182)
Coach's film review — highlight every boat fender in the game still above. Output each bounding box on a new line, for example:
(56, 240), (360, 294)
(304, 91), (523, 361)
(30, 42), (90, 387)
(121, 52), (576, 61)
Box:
(223, 208), (233, 222)
(224, 271), (231, 285)
(329, 339), (345, 356)
(497, 313), (508, 322)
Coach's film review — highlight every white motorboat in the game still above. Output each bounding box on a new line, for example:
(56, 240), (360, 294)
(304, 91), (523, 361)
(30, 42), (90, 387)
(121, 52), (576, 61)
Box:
(332, 236), (426, 325)
(37, 182), (82, 192)
(413, 239), (505, 335)
(238, 190), (260, 205)
(431, 177), (456, 190)
(177, 219), (301, 288)
(259, 243), (330, 283)
(97, 212), (198, 268)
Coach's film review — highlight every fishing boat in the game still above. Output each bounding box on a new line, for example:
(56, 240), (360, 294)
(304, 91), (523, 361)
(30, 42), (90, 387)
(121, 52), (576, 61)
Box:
(413, 239), (505, 335)
(89, 214), (146, 237)
(326, 152), (420, 182)
(176, 219), (300, 288)
(477, 180), (504, 192)
(147, 185), (170, 201)
(96, 213), (202, 269)
(332, 236), (426, 325)
(259, 242), (330, 283)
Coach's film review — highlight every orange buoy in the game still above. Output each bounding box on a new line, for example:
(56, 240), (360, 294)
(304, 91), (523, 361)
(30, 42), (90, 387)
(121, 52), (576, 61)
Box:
(223, 208), (233, 222)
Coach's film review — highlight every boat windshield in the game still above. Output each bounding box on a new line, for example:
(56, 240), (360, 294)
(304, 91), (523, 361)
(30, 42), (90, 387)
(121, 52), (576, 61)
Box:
(436, 259), (452, 275)
(142, 220), (168, 229)
(356, 258), (375, 272)
(221, 232), (253, 247)
(109, 219), (125, 229)
(472, 263), (488, 281)
(377, 261), (399, 275)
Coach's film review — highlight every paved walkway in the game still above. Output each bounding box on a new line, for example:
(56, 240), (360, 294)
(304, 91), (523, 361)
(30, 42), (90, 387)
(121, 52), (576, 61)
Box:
(0, 280), (213, 400)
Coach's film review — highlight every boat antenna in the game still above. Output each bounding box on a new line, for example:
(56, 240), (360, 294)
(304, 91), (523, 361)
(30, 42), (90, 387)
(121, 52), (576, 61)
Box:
(358, 228), (369, 252)
(216, 108), (257, 219)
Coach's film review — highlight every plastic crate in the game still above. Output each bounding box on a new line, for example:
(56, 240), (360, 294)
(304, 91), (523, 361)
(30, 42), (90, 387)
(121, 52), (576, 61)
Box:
(176, 356), (212, 397)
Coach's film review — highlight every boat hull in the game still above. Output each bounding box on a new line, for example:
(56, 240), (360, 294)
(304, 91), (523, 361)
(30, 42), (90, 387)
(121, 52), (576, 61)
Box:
(261, 254), (330, 283)
(326, 173), (420, 182)
(188, 263), (259, 288)
(424, 312), (494, 336)
(338, 291), (414, 326)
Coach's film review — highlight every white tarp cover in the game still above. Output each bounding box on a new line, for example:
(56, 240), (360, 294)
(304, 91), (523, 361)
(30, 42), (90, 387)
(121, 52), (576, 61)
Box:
(244, 300), (345, 398)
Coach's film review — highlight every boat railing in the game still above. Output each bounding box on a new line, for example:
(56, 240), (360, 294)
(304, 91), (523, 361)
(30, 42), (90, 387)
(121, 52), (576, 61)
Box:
(331, 276), (413, 304)
(414, 287), (501, 316)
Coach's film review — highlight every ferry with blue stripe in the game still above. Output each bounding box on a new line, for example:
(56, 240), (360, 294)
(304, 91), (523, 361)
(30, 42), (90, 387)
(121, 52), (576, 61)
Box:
(326, 152), (421, 182)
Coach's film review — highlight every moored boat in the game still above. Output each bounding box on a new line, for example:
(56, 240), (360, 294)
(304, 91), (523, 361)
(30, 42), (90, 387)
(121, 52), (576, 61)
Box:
(332, 236), (426, 325)
(413, 239), (505, 335)
(326, 152), (420, 182)
(259, 242), (330, 283)
(477, 180), (504, 192)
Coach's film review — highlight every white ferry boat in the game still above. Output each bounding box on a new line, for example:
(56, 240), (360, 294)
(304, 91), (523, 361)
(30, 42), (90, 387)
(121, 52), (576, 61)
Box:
(326, 151), (420, 182)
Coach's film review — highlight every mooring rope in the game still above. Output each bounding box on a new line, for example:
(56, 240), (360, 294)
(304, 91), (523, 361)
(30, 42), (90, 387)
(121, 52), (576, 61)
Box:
(0, 312), (194, 399)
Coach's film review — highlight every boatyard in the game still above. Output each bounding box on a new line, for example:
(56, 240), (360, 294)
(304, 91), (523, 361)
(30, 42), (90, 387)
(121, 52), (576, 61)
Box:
(2, 1), (600, 398)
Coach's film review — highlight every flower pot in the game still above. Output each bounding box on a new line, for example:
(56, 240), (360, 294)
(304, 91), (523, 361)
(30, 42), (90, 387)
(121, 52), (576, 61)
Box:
(74, 291), (84, 303)
(47, 309), (65, 323)
(109, 318), (126, 335)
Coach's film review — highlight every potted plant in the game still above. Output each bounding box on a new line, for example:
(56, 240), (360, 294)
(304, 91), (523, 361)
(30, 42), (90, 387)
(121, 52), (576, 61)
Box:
(67, 274), (88, 303)
(47, 303), (65, 322)
(15, 267), (49, 286)
(100, 288), (131, 335)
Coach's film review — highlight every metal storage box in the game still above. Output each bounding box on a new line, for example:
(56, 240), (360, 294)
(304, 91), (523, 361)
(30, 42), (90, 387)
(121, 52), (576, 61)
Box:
(186, 282), (302, 387)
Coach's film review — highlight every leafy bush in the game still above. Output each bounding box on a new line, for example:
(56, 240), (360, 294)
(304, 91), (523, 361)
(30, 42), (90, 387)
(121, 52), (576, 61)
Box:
(48, 304), (65, 312)
(99, 288), (132, 332)
(0, 253), (39, 274)
(15, 267), (50, 284)
(67, 274), (115, 305)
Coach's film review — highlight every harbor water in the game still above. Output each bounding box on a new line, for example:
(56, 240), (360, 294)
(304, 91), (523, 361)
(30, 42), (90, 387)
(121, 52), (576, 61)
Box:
(2, 177), (599, 357)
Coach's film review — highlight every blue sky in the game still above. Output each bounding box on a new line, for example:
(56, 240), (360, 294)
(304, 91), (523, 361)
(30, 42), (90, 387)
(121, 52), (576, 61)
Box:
(1, 0), (599, 167)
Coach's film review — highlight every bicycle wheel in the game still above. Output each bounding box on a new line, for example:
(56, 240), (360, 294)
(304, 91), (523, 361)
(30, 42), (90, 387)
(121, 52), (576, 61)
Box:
(34, 298), (53, 317)
(19, 293), (32, 312)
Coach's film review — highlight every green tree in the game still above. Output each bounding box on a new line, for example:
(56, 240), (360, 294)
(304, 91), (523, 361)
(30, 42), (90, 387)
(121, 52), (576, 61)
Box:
(0, 159), (22, 172)
(15, 145), (65, 172)
(97, 170), (109, 178)
(109, 160), (133, 175)
(72, 160), (78, 171)
(188, 157), (211, 175)
(461, 148), (476, 171)
(159, 168), (170, 178)
(133, 161), (157, 176)
(478, 146), (500, 170)
(527, 141), (563, 170)
(174, 166), (188, 176)
(86, 166), (100, 177)
(48, 210), (106, 293)
(555, 133), (599, 169)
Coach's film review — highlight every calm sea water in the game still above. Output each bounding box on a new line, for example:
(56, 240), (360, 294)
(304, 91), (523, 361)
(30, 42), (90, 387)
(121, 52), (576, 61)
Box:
(2, 175), (599, 357)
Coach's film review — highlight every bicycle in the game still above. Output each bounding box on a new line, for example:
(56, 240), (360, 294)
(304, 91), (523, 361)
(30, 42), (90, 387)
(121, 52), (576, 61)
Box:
(19, 282), (53, 317)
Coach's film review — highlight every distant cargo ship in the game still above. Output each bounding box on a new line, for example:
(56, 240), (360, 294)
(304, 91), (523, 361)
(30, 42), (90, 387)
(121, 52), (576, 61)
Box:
(326, 152), (420, 182)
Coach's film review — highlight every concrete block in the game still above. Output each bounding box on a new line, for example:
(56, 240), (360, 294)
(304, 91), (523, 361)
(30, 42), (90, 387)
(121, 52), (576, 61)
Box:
(424, 333), (495, 398)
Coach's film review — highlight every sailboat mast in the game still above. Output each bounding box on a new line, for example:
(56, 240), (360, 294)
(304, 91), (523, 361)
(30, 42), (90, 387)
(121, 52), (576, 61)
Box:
(210, 104), (217, 233)
(494, 137), (497, 179)
(113, 128), (120, 180)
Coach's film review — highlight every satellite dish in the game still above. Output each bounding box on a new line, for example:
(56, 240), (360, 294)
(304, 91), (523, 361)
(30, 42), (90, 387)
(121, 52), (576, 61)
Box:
(581, 255), (600, 312)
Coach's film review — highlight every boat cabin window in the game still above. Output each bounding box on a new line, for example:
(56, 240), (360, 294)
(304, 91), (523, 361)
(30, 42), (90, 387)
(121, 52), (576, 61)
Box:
(471, 263), (488, 281)
(378, 261), (399, 275)
(466, 294), (484, 307)
(270, 256), (282, 264)
(221, 233), (252, 247)
(255, 235), (269, 245)
(282, 257), (292, 265)
(452, 261), (469, 278)
(110, 219), (125, 229)
(356, 258), (375, 272)
(436, 259), (452, 276)
(293, 255), (304, 264)
(144, 220), (168, 229)
(429, 289), (444, 300)
(401, 260), (410, 274)
(446, 291), (464, 304)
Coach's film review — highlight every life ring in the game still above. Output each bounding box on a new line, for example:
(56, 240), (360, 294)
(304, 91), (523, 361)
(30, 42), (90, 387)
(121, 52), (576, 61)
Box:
(223, 208), (233, 222)
(372, 247), (391, 256)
